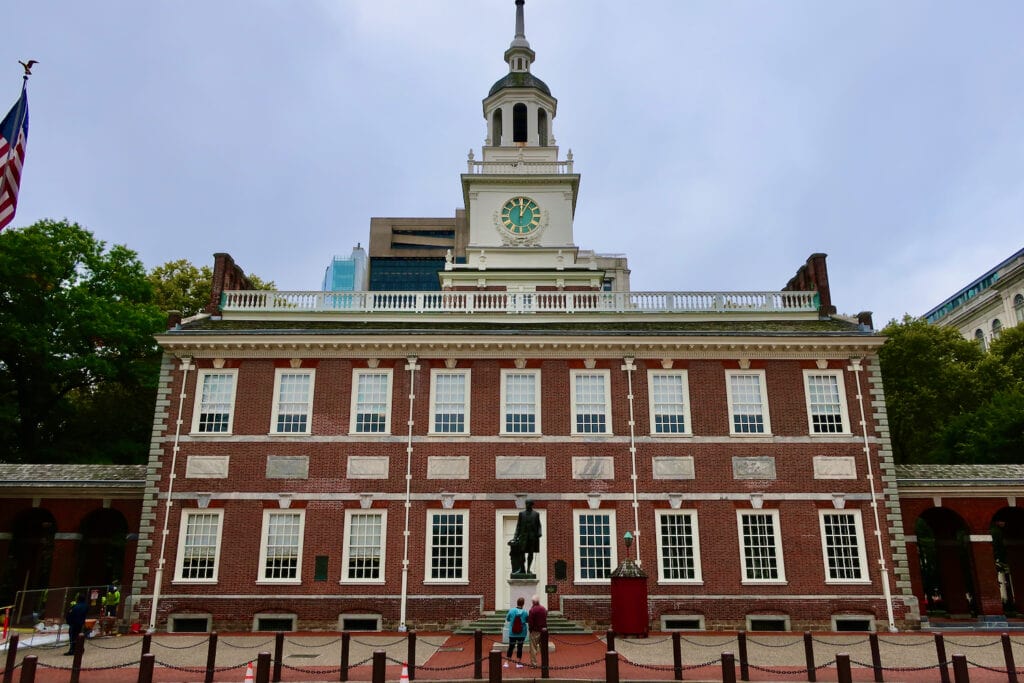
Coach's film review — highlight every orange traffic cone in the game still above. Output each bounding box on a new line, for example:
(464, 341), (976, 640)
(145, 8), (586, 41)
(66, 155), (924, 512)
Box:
(243, 661), (254, 683)
(399, 661), (410, 682)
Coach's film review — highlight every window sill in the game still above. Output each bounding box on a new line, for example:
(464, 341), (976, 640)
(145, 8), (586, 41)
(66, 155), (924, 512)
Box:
(499, 432), (543, 438)
(656, 579), (704, 586)
(740, 579), (788, 586)
(256, 579), (302, 585)
(348, 431), (392, 437)
(569, 433), (615, 438)
(189, 432), (233, 438)
(573, 579), (611, 586)
(807, 432), (854, 438)
(824, 579), (871, 586)
(427, 432), (471, 438)
(728, 432), (773, 438)
(423, 580), (470, 586)
(339, 579), (386, 586)
(172, 579), (219, 585)
(266, 432), (312, 437)
(648, 433), (693, 438)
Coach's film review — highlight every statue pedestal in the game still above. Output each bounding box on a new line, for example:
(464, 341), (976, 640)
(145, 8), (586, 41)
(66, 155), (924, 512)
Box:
(506, 575), (539, 611)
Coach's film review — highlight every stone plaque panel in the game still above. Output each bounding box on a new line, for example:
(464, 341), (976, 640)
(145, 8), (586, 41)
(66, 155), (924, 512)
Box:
(347, 455), (390, 479)
(813, 456), (857, 479)
(495, 456), (547, 479)
(732, 456), (777, 480)
(652, 456), (695, 480)
(185, 455), (229, 479)
(427, 456), (470, 479)
(572, 456), (614, 480)
(266, 455), (309, 480)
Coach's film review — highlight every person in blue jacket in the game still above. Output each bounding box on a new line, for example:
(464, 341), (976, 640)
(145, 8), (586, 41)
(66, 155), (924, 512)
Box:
(504, 596), (530, 668)
(65, 594), (88, 656)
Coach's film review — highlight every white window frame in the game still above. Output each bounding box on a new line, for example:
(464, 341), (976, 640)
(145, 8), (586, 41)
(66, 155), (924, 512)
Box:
(429, 369), (471, 436)
(174, 509), (224, 584)
(500, 369), (542, 436)
(647, 370), (692, 436)
(256, 509), (305, 584)
(818, 509), (869, 584)
(725, 370), (771, 436)
(570, 369), (612, 436)
(654, 510), (703, 584)
(802, 370), (851, 435)
(573, 509), (617, 584)
(341, 509), (388, 584)
(424, 509), (469, 584)
(349, 369), (394, 435)
(269, 369), (315, 435)
(190, 369), (238, 435)
(736, 509), (786, 584)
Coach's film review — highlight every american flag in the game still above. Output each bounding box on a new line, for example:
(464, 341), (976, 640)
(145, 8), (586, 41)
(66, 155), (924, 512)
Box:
(0, 88), (29, 231)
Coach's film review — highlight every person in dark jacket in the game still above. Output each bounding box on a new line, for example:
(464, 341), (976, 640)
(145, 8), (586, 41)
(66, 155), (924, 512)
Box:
(527, 594), (548, 667)
(65, 594), (88, 655)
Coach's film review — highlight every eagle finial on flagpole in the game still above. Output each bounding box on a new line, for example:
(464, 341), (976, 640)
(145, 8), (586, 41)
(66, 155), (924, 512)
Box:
(19, 60), (38, 77)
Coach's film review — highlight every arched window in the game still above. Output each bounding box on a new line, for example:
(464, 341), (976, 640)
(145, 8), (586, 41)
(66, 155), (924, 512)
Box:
(491, 110), (503, 146)
(537, 108), (548, 146)
(993, 319), (1002, 338)
(513, 103), (528, 143)
(975, 329), (986, 351)
(1015, 294), (1024, 324)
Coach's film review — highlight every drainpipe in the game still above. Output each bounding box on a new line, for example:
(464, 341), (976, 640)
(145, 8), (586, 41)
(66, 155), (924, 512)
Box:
(850, 357), (897, 631)
(398, 355), (420, 631)
(149, 355), (192, 631)
(622, 356), (642, 565)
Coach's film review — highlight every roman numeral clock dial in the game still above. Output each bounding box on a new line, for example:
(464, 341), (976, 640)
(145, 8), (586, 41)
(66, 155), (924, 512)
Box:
(500, 196), (541, 235)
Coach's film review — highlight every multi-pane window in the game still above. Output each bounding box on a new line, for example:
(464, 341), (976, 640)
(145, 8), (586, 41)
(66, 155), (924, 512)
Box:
(271, 370), (314, 434)
(737, 511), (785, 582)
(426, 510), (467, 582)
(726, 371), (770, 435)
(819, 511), (867, 582)
(655, 511), (702, 582)
(430, 371), (469, 434)
(574, 510), (616, 582)
(501, 370), (540, 434)
(175, 510), (223, 582)
(258, 511), (304, 582)
(648, 371), (691, 435)
(351, 370), (392, 434)
(571, 370), (611, 435)
(803, 371), (850, 434)
(342, 511), (387, 582)
(1015, 294), (1024, 324)
(192, 370), (237, 434)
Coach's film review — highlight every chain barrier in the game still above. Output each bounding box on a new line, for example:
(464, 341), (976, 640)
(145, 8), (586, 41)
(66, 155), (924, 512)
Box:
(219, 637), (275, 649)
(351, 635), (406, 647)
(418, 658), (480, 672)
(279, 662), (343, 675)
(618, 635), (673, 646)
(86, 637), (144, 650)
(966, 660), (1012, 674)
(35, 660), (137, 672)
(549, 633), (603, 646)
(811, 635), (870, 646)
(284, 635), (341, 648)
(150, 637), (210, 650)
(875, 636), (933, 647)
(617, 657), (676, 672)
(745, 636), (802, 648)
(944, 637), (1001, 648)
(679, 635), (736, 648)
(1011, 637), (1024, 647)
(748, 660), (834, 675)
(152, 659), (251, 673)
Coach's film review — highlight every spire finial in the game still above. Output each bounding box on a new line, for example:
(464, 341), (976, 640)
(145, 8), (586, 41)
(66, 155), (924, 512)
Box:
(515, 0), (526, 40)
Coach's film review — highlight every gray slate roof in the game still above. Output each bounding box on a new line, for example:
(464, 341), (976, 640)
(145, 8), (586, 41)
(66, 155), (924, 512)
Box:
(0, 464), (147, 487)
(895, 464), (1024, 486)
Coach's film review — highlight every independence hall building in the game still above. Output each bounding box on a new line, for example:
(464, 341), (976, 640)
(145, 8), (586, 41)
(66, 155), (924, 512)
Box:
(130, 1), (918, 633)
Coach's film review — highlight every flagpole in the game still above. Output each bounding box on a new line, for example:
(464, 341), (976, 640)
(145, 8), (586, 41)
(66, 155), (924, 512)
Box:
(0, 69), (30, 207)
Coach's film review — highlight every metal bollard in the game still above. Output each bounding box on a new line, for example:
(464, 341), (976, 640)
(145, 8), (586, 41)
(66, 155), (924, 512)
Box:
(2, 633), (18, 683)
(803, 632), (816, 682)
(606, 629), (616, 652)
(205, 631), (218, 683)
(273, 632), (284, 683)
(138, 653), (155, 683)
(1003, 633), (1018, 683)
(935, 633), (951, 683)
(951, 654), (969, 683)
(737, 631), (749, 682)
(540, 627), (550, 679)
(407, 629), (417, 680)
(141, 632), (152, 657)
(869, 632), (884, 682)
(836, 653), (851, 683)
(722, 652), (737, 683)
(17, 655), (35, 683)
(372, 649), (386, 683)
(474, 629), (483, 680)
(605, 651), (619, 683)
(488, 650), (502, 683)
(256, 651), (271, 683)
(69, 633), (85, 683)
(672, 631), (683, 681)
(339, 631), (350, 682)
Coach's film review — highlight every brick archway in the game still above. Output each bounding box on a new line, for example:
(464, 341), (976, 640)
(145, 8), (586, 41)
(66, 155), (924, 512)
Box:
(916, 507), (976, 616)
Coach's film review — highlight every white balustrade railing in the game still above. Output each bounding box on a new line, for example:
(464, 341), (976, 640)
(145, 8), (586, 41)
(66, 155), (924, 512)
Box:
(466, 159), (574, 175)
(220, 290), (819, 315)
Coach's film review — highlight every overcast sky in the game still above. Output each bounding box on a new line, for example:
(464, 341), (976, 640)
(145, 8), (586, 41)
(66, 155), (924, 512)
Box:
(5, 1), (1023, 325)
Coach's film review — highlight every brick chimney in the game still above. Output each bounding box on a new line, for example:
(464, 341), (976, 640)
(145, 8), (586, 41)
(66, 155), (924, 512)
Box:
(784, 253), (836, 317)
(205, 253), (253, 317)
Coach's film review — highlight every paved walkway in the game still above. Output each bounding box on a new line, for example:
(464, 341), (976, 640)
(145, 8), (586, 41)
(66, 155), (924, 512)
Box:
(3, 630), (1023, 682)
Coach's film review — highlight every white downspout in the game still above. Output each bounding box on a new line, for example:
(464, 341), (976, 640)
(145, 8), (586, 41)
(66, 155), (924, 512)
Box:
(850, 357), (897, 631)
(398, 355), (419, 631)
(622, 356), (641, 565)
(149, 355), (192, 631)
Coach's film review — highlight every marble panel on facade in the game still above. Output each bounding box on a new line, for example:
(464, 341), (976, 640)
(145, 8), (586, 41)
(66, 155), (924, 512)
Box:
(732, 456), (777, 480)
(185, 455), (229, 479)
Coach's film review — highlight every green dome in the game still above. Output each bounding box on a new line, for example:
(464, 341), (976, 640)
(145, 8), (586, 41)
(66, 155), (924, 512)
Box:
(488, 72), (551, 97)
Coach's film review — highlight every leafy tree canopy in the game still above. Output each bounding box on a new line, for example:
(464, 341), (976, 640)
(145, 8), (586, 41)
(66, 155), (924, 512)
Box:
(0, 219), (166, 463)
(148, 258), (274, 318)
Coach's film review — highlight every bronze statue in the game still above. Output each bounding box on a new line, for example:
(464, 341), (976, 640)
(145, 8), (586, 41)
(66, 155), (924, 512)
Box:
(509, 499), (542, 576)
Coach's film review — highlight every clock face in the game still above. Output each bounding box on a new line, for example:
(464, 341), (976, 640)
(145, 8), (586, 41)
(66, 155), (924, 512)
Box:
(500, 196), (541, 235)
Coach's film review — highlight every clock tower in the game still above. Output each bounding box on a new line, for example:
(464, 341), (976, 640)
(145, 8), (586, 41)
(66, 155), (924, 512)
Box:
(446, 0), (627, 292)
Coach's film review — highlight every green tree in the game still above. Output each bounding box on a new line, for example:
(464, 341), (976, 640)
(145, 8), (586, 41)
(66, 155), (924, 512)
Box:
(939, 387), (1024, 464)
(0, 220), (166, 463)
(878, 316), (991, 464)
(148, 258), (275, 317)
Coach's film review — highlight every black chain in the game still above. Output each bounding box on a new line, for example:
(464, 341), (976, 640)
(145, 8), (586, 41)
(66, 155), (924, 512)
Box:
(150, 637), (210, 650)
(965, 660), (1011, 674)
(811, 635), (870, 646)
(284, 635), (341, 648)
(219, 637), (274, 649)
(944, 637), (1001, 648)
(35, 660), (137, 672)
(745, 636), (802, 648)
(679, 635), (736, 647)
(549, 633), (603, 646)
(279, 662), (342, 674)
(876, 636), (933, 647)
(351, 635), (406, 647)
(418, 658), (478, 671)
(86, 637), (144, 650)
(617, 635), (673, 646)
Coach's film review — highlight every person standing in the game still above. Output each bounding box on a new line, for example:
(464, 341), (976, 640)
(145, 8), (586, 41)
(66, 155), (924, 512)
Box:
(65, 594), (88, 656)
(527, 594), (548, 667)
(504, 596), (529, 668)
(103, 584), (120, 617)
